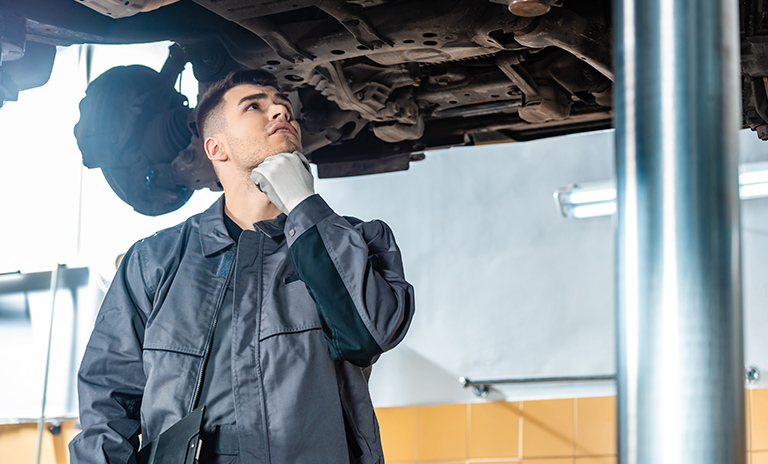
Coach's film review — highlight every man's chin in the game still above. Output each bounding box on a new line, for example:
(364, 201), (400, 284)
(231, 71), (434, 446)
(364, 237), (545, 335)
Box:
(270, 143), (304, 157)
(252, 146), (304, 168)
(285, 140), (303, 153)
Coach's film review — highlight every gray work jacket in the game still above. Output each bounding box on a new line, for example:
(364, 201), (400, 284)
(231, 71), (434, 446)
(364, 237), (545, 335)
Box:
(69, 194), (415, 464)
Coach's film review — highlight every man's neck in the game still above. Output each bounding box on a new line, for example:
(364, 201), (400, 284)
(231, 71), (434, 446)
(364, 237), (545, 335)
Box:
(222, 176), (282, 231)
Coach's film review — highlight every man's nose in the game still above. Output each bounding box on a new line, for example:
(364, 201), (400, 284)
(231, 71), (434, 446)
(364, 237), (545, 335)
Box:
(269, 104), (291, 121)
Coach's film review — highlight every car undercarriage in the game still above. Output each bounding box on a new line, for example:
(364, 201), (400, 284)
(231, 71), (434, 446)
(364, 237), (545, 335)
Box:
(0, 0), (767, 214)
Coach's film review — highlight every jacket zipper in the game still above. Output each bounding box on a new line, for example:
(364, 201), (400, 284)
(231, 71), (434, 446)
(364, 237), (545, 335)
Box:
(256, 232), (272, 462)
(189, 249), (236, 413)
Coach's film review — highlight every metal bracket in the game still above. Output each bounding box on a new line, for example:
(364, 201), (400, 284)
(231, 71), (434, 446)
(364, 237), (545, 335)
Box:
(459, 378), (491, 398)
(496, 54), (539, 98)
(746, 365), (760, 385)
(317, 0), (393, 50)
(239, 16), (314, 64)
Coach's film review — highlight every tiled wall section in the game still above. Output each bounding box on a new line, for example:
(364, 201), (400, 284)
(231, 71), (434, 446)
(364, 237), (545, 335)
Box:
(377, 389), (768, 464)
(0, 420), (80, 463)
(3, 389), (768, 463)
(377, 396), (615, 464)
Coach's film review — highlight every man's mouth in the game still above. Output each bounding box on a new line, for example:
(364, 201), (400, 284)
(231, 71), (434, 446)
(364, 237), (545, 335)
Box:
(269, 123), (296, 137)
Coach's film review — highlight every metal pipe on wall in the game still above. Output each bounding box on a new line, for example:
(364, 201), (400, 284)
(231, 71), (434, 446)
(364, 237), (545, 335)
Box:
(613, 0), (745, 463)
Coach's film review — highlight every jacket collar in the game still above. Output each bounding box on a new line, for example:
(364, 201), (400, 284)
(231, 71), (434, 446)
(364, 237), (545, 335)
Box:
(254, 213), (286, 239)
(199, 196), (287, 256)
(200, 195), (235, 257)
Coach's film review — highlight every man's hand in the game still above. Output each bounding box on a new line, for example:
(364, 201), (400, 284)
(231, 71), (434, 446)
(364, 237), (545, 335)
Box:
(250, 151), (315, 214)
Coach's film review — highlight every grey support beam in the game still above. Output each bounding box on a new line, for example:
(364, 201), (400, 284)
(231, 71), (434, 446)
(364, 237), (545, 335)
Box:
(613, 1), (745, 463)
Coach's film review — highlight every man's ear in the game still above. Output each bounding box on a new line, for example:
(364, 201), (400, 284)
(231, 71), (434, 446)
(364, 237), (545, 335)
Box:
(204, 136), (228, 163)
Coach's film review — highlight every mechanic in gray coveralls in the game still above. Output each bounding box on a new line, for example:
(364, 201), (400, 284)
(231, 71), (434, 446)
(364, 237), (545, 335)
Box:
(69, 69), (415, 464)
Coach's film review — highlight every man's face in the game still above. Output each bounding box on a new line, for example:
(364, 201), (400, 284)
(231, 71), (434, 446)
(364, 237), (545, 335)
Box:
(219, 83), (303, 171)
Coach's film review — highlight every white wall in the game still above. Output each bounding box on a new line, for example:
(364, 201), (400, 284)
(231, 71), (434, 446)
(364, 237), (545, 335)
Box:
(316, 131), (617, 406)
(317, 129), (768, 407)
(739, 132), (768, 387)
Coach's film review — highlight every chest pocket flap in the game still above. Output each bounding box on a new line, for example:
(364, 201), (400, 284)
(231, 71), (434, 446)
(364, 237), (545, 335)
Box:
(260, 275), (323, 341)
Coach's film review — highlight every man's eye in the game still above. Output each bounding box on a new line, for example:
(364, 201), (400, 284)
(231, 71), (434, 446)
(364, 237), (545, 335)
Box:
(247, 103), (259, 110)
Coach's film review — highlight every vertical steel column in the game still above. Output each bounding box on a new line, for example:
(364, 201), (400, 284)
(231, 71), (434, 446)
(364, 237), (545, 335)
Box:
(614, 0), (745, 463)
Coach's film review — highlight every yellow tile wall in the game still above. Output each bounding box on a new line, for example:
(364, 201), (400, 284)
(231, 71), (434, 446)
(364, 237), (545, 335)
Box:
(469, 401), (520, 459)
(417, 403), (468, 461)
(377, 406), (418, 461)
(753, 389), (768, 452)
(4, 388), (768, 463)
(522, 398), (574, 458)
(0, 420), (79, 464)
(377, 389), (764, 464)
(575, 396), (616, 457)
(749, 389), (753, 452)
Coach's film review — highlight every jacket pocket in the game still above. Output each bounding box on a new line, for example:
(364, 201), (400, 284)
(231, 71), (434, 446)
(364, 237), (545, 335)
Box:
(143, 301), (215, 357)
(260, 278), (323, 340)
(335, 362), (382, 464)
(282, 273), (301, 285)
(140, 348), (204, 442)
(342, 401), (365, 464)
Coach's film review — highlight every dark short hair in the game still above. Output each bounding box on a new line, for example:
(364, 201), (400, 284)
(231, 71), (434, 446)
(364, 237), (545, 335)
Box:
(195, 69), (280, 139)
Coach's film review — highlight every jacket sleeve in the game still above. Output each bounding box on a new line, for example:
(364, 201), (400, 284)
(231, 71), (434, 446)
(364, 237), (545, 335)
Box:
(69, 244), (151, 464)
(285, 194), (415, 367)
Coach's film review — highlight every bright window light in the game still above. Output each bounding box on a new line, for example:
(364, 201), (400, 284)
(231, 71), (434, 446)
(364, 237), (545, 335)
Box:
(555, 161), (768, 219)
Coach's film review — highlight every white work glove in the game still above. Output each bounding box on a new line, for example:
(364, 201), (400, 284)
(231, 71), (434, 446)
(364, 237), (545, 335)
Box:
(250, 151), (315, 214)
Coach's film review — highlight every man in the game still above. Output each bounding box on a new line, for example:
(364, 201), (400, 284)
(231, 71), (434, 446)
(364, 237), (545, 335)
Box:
(69, 69), (415, 464)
